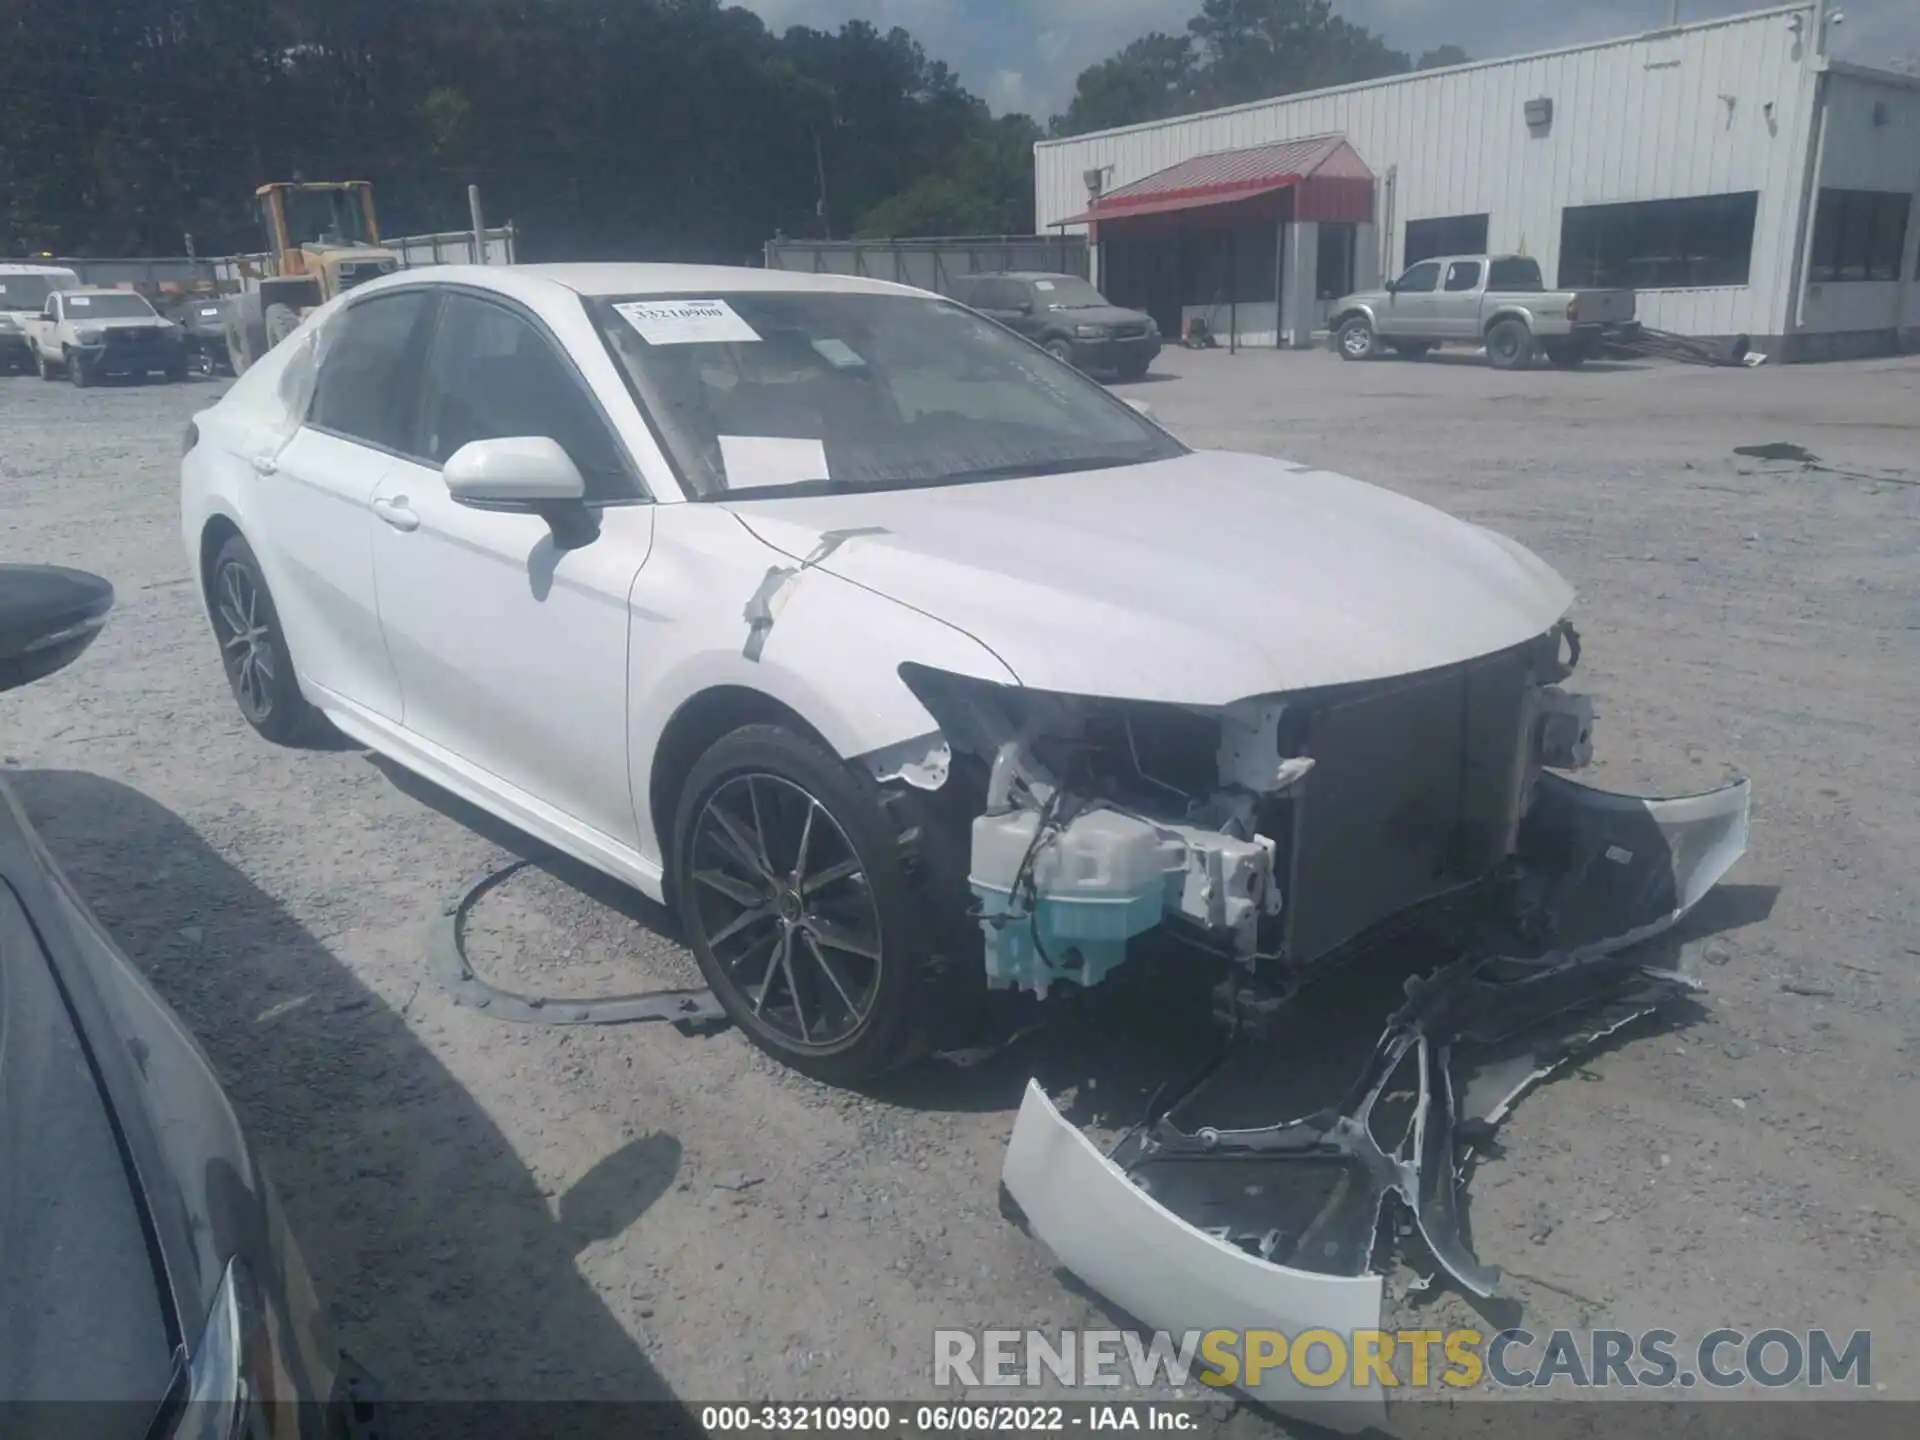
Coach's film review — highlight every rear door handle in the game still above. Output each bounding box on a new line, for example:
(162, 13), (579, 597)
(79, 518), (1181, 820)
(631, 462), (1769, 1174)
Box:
(372, 497), (420, 532)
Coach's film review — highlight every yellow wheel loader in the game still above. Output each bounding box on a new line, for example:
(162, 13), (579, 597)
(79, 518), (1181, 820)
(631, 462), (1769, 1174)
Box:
(226, 181), (402, 374)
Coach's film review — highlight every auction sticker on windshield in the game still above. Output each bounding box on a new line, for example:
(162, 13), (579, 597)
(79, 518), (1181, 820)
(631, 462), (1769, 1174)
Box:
(613, 298), (760, 345)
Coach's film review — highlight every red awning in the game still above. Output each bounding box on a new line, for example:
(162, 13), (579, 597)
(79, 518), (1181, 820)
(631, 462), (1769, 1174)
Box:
(1063, 134), (1376, 228)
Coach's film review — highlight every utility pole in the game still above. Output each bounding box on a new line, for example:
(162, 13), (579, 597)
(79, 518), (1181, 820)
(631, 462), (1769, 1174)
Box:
(469, 184), (489, 265)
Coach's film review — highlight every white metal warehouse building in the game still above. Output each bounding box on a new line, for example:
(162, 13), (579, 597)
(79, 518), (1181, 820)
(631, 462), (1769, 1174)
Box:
(1035, 3), (1918, 360)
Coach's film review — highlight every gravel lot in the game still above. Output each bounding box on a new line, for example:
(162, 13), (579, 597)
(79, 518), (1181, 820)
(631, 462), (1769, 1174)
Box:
(4, 345), (1917, 1425)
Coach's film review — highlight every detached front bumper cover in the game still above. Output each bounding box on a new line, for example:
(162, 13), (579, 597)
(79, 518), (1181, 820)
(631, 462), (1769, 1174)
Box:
(1002, 774), (1750, 1425)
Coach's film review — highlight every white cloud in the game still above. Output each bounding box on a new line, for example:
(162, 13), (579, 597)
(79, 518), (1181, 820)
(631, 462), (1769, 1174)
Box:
(735, 1), (1920, 115)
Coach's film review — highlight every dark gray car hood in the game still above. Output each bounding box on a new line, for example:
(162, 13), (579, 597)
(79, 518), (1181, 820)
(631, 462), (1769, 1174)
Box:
(1045, 303), (1151, 328)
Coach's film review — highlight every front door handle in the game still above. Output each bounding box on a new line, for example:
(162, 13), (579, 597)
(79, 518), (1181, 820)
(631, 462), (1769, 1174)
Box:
(250, 454), (278, 476)
(372, 497), (421, 532)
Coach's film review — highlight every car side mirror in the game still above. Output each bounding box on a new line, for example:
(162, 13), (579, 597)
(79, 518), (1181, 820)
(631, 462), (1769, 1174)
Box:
(1123, 398), (1155, 419)
(444, 437), (598, 550)
(1385, 280), (1399, 294)
(0, 565), (114, 694)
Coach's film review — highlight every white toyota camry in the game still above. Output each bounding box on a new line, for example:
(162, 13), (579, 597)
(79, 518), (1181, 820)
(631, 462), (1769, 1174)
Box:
(180, 263), (1748, 1088)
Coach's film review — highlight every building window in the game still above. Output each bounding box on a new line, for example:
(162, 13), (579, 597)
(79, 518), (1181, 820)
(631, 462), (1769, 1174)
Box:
(1404, 214), (1489, 266)
(1181, 223), (1279, 305)
(1316, 225), (1355, 301)
(1558, 192), (1759, 289)
(1810, 189), (1910, 282)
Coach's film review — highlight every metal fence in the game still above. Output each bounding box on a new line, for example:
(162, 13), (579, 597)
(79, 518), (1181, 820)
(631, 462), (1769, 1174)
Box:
(763, 235), (1090, 297)
(52, 224), (518, 292)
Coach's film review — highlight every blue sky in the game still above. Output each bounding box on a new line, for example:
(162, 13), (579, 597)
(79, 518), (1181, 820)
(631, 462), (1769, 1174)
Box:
(740, 1), (1919, 117)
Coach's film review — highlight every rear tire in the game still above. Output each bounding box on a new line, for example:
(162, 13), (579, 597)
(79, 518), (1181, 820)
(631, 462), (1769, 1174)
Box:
(1486, 319), (1534, 371)
(264, 303), (302, 351)
(671, 723), (978, 1086)
(1337, 317), (1378, 361)
(207, 534), (322, 745)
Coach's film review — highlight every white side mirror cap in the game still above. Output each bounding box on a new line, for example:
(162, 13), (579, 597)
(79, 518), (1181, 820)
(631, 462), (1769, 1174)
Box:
(443, 436), (586, 506)
(1124, 397), (1154, 419)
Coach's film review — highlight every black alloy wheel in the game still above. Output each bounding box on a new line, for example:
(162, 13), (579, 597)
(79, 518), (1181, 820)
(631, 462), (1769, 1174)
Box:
(672, 723), (978, 1084)
(208, 535), (319, 744)
(689, 771), (883, 1051)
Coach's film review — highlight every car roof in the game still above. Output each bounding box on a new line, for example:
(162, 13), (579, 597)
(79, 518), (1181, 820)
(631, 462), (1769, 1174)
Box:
(959, 271), (1079, 283)
(60, 288), (149, 299)
(383, 262), (926, 302)
(0, 263), (79, 276)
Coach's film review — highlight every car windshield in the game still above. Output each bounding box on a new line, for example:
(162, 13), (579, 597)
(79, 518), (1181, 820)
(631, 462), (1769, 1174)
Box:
(0, 275), (71, 309)
(591, 291), (1183, 500)
(1029, 276), (1111, 310)
(65, 293), (156, 319)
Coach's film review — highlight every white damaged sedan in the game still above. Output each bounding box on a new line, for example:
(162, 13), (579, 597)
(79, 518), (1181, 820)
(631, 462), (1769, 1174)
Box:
(182, 263), (1751, 1418)
(180, 262), (1745, 1086)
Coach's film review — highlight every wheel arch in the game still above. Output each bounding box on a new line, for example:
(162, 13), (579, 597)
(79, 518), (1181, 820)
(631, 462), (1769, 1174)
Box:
(646, 685), (833, 883)
(1483, 307), (1537, 337)
(197, 512), (246, 612)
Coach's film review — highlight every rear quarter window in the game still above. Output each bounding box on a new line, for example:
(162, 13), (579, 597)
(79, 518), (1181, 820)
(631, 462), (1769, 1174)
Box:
(1488, 258), (1545, 291)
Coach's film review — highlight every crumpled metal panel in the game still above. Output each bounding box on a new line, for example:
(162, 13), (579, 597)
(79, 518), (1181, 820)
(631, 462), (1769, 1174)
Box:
(1002, 774), (1752, 1424)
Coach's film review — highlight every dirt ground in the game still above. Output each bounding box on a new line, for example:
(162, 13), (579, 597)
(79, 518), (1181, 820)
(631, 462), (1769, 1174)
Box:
(3, 343), (1916, 1425)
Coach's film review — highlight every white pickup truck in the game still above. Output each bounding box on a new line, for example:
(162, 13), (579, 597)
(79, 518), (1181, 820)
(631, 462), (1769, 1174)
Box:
(1330, 254), (1638, 369)
(0, 263), (80, 375)
(22, 287), (189, 386)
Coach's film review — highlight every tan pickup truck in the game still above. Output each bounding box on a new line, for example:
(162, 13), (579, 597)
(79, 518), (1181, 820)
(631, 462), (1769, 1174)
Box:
(1330, 254), (1638, 369)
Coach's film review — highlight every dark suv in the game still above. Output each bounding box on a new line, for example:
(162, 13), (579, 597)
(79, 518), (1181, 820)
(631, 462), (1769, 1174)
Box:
(948, 272), (1160, 380)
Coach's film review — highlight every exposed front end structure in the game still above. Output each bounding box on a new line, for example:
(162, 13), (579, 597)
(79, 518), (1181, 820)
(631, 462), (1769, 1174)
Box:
(910, 621), (1597, 1000)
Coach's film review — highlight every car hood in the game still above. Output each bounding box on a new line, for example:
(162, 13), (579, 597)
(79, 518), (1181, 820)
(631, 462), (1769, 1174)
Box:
(78, 317), (174, 333)
(724, 450), (1576, 705)
(1047, 304), (1152, 328)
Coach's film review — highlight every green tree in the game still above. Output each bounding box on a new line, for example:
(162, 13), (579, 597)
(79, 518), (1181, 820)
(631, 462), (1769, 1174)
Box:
(1417, 44), (1472, 70)
(1052, 33), (1198, 137)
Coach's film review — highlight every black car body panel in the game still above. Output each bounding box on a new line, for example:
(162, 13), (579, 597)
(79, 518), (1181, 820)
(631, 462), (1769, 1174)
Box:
(0, 776), (348, 1420)
(0, 879), (174, 1422)
(0, 562), (362, 1431)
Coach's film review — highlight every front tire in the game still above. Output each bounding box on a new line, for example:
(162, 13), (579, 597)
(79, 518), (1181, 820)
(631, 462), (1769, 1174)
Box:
(67, 351), (90, 387)
(671, 723), (975, 1085)
(207, 535), (321, 744)
(1486, 319), (1535, 371)
(1336, 317), (1378, 361)
(1043, 337), (1077, 368)
(36, 349), (55, 381)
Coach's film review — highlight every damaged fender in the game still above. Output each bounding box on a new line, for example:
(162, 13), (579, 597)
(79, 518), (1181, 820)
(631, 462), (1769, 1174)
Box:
(624, 505), (1014, 881)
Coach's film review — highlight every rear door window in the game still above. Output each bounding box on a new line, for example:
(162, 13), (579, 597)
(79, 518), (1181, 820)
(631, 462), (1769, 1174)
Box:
(308, 291), (436, 453)
(1444, 261), (1483, 291)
